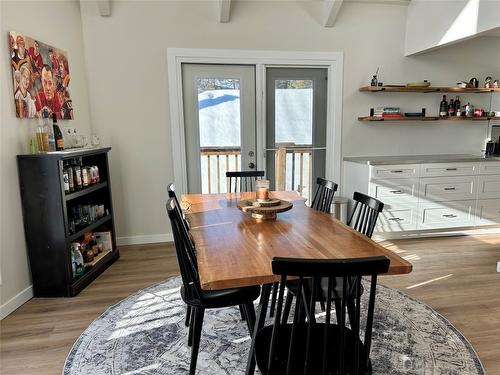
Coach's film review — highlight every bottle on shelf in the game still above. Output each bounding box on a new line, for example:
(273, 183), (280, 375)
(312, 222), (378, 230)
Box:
(439, 95), (448, 117)
(43, 109), (56, 152)
(63, 164), (70, 193)
(52, 113), (64, 151)
(448, 98), (455, 116)
(81, 164), (89, 187)
(71, 242), (85, 278)
(67, 162), (74, 192)
(454, 96), (461, 116)
(36, 117), (49, 152)
(73, 159), (82, 190)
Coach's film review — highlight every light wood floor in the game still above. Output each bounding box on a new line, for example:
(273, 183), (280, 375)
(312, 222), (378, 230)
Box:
(1, 235), (499, 374)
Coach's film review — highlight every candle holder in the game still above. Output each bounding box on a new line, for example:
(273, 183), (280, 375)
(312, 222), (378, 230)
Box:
(255, 179), (270, 202)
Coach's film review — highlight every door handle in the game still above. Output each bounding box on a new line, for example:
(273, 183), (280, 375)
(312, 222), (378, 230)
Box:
(248, 162), (255, 169)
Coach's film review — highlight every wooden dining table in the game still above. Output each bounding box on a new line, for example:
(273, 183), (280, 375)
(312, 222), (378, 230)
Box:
(181, 191), (412, 374)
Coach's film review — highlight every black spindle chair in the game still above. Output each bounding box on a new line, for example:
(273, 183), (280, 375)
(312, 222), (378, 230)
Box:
(281, 191), (385, 327)
(310, 177), (338, 213)
(226, 170), (265, 192)
(254, 256), (390, 375)
(167, 199), (261, 375)
(347, 192), (385, 238)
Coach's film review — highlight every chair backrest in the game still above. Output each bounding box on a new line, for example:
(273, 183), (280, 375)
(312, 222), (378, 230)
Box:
(226, 170), (265, 192)
(347, 192), (384, 238)
(264, 256), (390, 375)
(167, 183), (191, 233)
(310, 177), (338, 213)
(166, 198), (202, 301)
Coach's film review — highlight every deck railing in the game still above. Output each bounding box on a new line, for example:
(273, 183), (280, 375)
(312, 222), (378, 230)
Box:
(200, 145), (313, 200)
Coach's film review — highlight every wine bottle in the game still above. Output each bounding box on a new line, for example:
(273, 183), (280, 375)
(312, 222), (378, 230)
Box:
(52, 113), (64, 151)
(454, 96), (461, 116)
(439, 95), (448, 117)
(448, 99), (455, 116)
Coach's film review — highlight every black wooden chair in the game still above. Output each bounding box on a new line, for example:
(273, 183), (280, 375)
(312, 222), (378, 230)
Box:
(254, 256), (390, 375)
(167, 198), (261, 375)
(348, 192), (384, 238)
(270, 177), (338, 318)
(281, 191), (385, 326)
(226, 170), (265, 192)
(310, 177), (338, 213)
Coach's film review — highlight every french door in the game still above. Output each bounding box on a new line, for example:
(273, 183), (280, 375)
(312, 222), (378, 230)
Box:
(265, 68), (328, 202)
(182, 64), (257, 193)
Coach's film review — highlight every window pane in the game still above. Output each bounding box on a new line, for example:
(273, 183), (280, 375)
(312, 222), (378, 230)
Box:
(275, 79), (313, 145)
(197, 78), (241, 147)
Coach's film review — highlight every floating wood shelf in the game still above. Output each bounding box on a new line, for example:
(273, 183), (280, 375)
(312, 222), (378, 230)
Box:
(359, 86), (500, 93)
(358, 116), (500, 122)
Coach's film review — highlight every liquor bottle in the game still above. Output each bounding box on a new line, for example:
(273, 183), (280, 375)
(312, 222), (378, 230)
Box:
(36, 117), (49, 152)
(448, 99), (455, 116)
(454, 96), (461, 116)
(67, 162), (74, 192)
(63, 165), (70, 193)
(81, 165), (89, 187)
(52, 113), (64, 151)
(439, 95), (448, 117)
(73, 159), (82, 189)
(44, 110), (55, 151)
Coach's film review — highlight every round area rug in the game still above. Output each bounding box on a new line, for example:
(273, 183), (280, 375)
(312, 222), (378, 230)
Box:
(63, 277), (484, 375)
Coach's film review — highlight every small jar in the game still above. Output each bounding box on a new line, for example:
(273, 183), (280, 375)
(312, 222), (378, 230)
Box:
(255, 180), (270, 202)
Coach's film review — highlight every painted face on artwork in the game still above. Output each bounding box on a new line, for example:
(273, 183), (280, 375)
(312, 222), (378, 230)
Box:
(16, 36), (25, 56)
(42, 67), (55, 101)
(34, 41), (39, 55)
(10, 34), (15, 51)
(59, 63), (66, 78)
(20, 68), (30, 92)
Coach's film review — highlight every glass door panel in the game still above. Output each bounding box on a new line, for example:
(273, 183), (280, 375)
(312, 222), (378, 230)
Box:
(266, 68), (327, 202)
(182, 65), (256, 193)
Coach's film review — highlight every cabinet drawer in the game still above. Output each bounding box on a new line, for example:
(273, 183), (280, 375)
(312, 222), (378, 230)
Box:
(420, 176), (476, 201)
(476, 199), (500, 225)
(370, 164), (419, 180)
(420, 162), (478, 177)
(370, 180), (418, 201)
(418, 200), (476, 229)
(477, 175), (500, 199)
(376, 206), (417, 232)
(479, 162), (500, 175)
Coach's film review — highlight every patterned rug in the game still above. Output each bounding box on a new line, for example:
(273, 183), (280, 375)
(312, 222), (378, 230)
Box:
(63, 276), (484, 375)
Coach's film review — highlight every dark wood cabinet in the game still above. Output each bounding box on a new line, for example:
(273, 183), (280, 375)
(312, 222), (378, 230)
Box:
(17, 147), (119, 297)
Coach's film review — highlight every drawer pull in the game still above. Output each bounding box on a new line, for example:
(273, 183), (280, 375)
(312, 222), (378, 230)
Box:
(446, 168), (458, 171)
(442, 214), (458, 218)
(391, 170), (404, 173)
(390, 190), (403, 194)
(444, 187), (456, 191)
(388, 217), (404, 222)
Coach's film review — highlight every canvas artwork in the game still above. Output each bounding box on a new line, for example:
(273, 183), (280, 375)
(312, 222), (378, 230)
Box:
(9, 31), (74, 120)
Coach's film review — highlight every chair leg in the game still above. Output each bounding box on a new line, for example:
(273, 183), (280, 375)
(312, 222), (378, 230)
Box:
(319, 300), (326, 312)
(185, 305), (192, 327)
(269, 282), (279, 317)
(282, 293), (293, 324)
(334, 300), (342, 325)
(242, 302), (256, 336)
(347, 299), (357, 331)
(239, 305), (247, 321)
(188, 308), (195, 347)
(189, 307), (205, 375)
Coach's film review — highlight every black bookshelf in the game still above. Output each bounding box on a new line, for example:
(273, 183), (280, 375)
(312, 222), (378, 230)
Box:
(17, 147), (119, 297)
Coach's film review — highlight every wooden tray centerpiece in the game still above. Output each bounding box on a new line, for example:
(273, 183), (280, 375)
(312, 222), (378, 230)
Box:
(237, 198), (293, 221)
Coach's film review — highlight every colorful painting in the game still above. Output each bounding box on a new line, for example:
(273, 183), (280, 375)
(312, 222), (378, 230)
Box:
(9, 31), (74, 120)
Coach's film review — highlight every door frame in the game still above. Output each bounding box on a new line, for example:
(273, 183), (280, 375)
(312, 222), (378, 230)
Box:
(167, 48), (344, 195)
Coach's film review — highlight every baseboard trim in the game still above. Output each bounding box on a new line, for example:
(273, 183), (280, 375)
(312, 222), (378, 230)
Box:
(0, 285), (34, 320)
(116, 233), (174, 246)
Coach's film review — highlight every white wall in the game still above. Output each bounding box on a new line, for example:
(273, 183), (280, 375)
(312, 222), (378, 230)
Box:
(79, 0), (500, 244)
(405, 0), (500, 55)
(0, 0), (93, 318)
